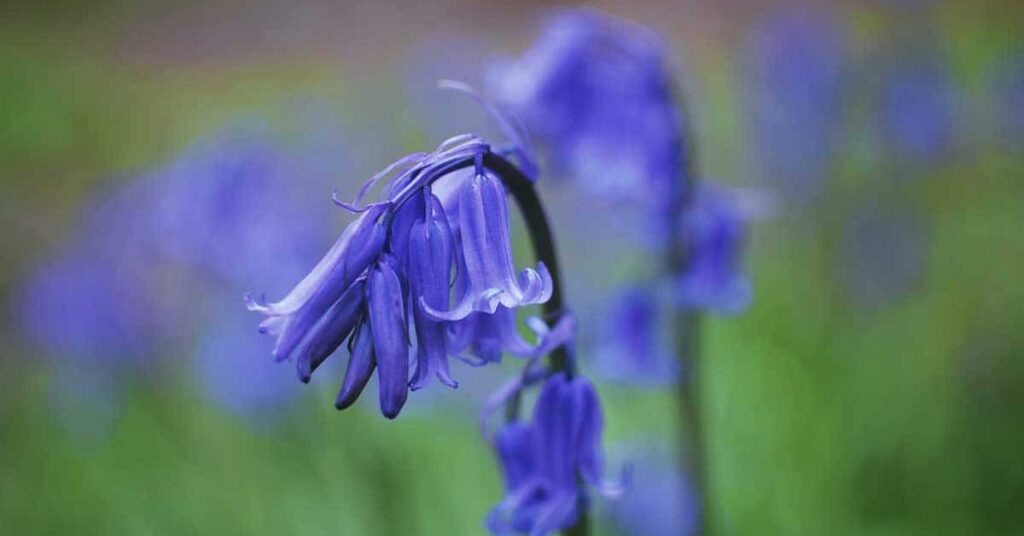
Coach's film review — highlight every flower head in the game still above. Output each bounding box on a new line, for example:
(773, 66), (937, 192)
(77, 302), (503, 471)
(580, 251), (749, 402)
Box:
(490, 8), (685, 213)
(423, 169), (552, 321)
(676, 184), (752, 314)
(487, 373), (622, 536)
(248, 134), (554, 418)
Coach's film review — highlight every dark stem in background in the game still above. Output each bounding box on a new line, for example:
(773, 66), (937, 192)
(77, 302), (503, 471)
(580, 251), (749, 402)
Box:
(485, 153), (587, 536)
(666, 84), (709, 535)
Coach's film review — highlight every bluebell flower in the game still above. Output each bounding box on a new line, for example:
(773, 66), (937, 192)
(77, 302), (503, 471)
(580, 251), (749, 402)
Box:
(745, 7), (847, 197)
(423, 169), (551, 321)
(676, 184), (752, 314)
(249, 133), (555, 418)
(408, 195), (459, 390)
(591, 286), (679, 385)
(881, 58), (955, 161)
(489, 8), (685, 214)
(197, 303), (304, 420)
(18, 121), (353, 425)
(16, 173), (178, 439)
(604, 444), (699, 536)
(367, 255), (411, 419)
(151, 125), (331, 287)
(18, 180), (167, 371)
(488, 372), (623, 535)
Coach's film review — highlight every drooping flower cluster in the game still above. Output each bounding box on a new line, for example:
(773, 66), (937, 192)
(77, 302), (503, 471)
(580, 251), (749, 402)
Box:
(247, 135), (558, 418)
(489, 8), (686, 216)
(487, 373), (623, 535)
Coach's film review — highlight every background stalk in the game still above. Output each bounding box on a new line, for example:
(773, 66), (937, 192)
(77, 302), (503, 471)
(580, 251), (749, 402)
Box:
(667, 83), (709, 535)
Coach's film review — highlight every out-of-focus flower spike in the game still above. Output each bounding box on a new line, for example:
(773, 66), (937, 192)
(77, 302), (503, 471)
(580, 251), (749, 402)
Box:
(489, 8), (683, 211)
(676, 184), (752, 314)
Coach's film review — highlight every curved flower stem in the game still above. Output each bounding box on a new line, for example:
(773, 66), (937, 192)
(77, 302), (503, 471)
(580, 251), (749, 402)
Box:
(484, 153), (588, 536)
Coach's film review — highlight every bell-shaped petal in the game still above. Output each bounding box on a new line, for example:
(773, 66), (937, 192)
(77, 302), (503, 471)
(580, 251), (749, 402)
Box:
(367, 256), (410, 419)
(335, 320), (377, 410)
(531, 374), (581, 489)
(449, 306), (537, 364)
(408, 197), (458, 390)
(495, 422), (536, 492)
(487, 373), (619, 536)
(425, 172), (552, 321)
(247, 204), (387, 362)
(294, 279), (366, 383)
(388, 190), (425, 269)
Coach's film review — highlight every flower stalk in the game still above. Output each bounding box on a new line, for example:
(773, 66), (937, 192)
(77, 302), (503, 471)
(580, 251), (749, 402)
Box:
(666, 83), (709, 535)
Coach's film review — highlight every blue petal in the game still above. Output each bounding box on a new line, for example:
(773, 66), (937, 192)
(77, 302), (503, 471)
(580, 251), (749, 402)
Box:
(368, 256), (410, 419)
(335, 320), (376, 410)
(295, 279), (366, 383)
(248, 204), (387, 362)
(408, 198), (458, 390)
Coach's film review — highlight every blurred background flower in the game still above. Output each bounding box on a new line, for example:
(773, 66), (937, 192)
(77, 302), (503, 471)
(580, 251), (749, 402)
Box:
(743, 6), (848, 201)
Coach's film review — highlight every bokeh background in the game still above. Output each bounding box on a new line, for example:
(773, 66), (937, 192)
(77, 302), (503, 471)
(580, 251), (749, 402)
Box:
(3, 0), (1023, 534)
